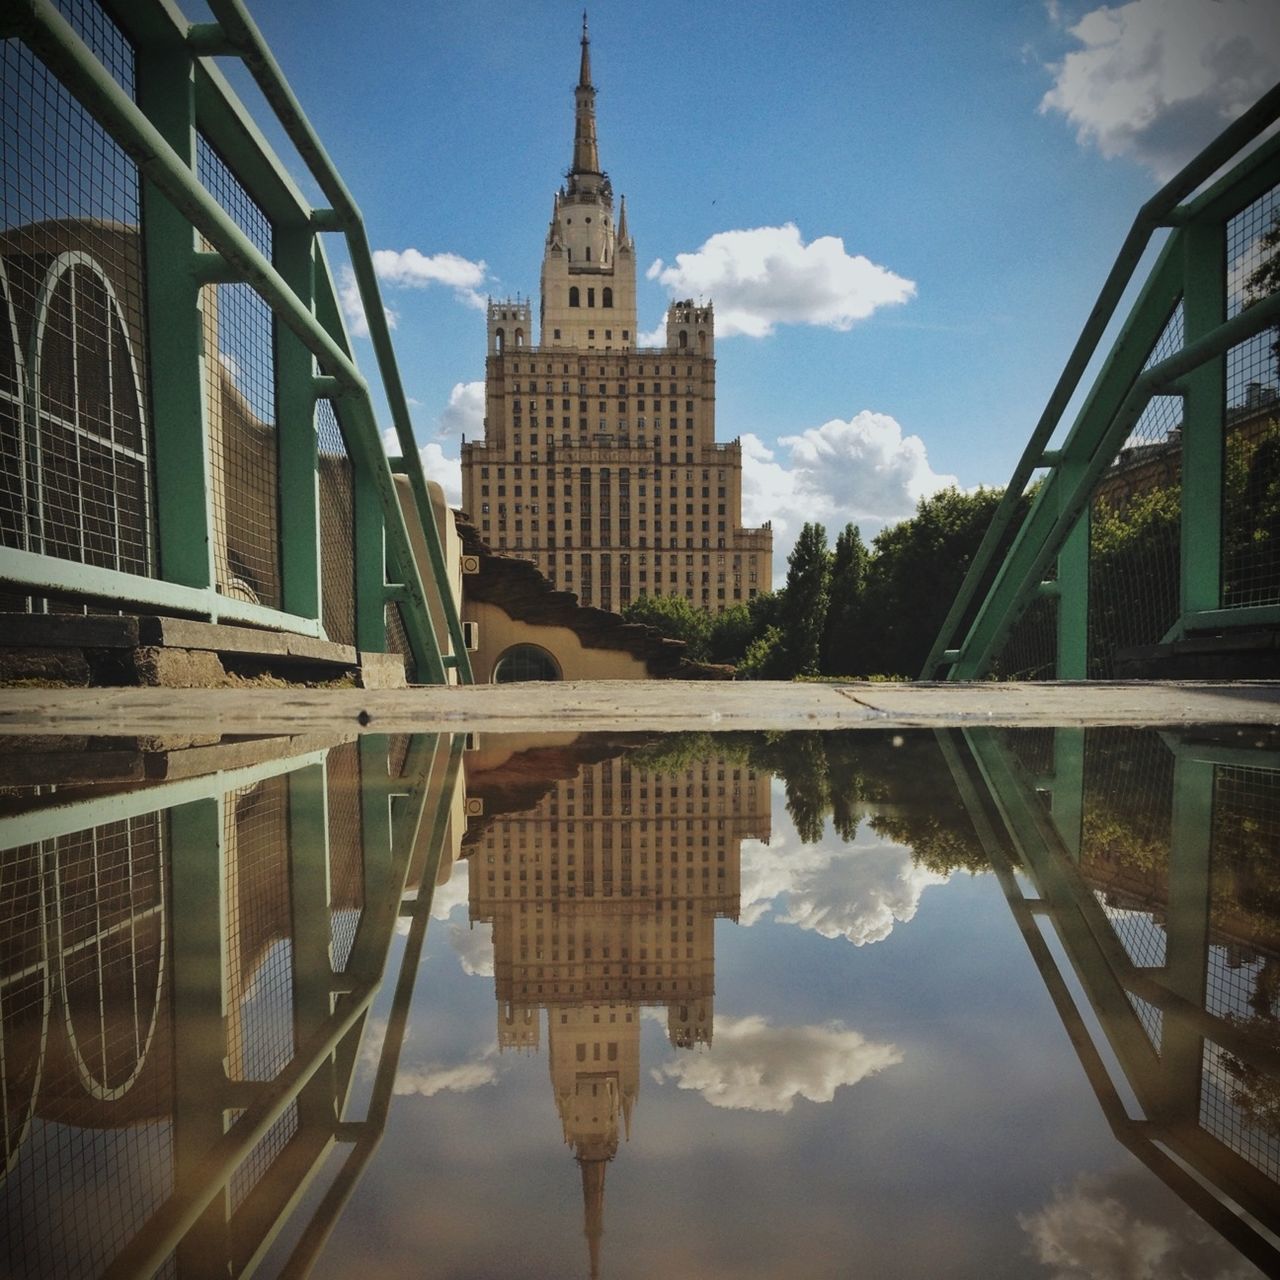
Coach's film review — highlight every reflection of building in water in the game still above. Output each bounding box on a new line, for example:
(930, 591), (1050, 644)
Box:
(464, 744), (770, 1276)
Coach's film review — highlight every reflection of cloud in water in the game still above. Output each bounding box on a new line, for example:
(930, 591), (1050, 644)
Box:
(449, 922), (494, 976)
(395, 1043), (502, 1099)
(652, 1014), (901, 1114)
(740, 816), (948, 945)
(1019, 1171), (1263, 1280)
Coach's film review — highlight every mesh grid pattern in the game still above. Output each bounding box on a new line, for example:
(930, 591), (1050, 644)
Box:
(227, 1100), (299, 1215)
(1094, 893), (1169, 970)
(197, 134), (281, 610)
(1, 815), (173, 1279)
(996, 593), (1057, 681)
(223, 778), (294, 1084)
(1201, 1039), (1280, 1184)
(385, 601), (417, 683)
(317, 399), (357, 646)
(1088, 302), (1184, 676)
(1126, 992), (1163, 1054)
(1206, 945), (1273, 1021)
(326, 742), (364, 973)
(0, 31), (155, 591)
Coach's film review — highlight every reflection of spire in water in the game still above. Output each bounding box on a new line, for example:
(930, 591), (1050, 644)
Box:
(462, 735), (771, 1278)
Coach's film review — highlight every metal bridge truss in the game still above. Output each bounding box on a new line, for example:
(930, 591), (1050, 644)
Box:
(944, 726), (1280, 1274)
(1, 0), (471, 683)
(927, 87), (1280, 680)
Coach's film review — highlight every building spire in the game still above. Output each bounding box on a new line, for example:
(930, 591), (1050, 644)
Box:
(580, 1155), (607, 1279)
(617, 194), (628, 244)
(572, 13), (600, 176)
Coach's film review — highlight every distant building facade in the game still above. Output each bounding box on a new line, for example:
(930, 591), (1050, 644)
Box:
(460, 19), (771, 615)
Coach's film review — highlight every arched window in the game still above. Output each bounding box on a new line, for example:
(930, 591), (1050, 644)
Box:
(494, 327), (504, 353)
(493, 644), (562, 683)
(602, 287), (613, 308)
(569, 287), (580, 308)
(514, 328), (524, 347)
(678, 329), (688, 349)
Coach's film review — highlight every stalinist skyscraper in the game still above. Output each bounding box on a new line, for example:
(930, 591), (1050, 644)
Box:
(460, 18), (771, 615)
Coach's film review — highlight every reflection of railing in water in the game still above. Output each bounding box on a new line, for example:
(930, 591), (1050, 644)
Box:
(0, 731), (465, 1278)
(944, 726), (1280, 1275)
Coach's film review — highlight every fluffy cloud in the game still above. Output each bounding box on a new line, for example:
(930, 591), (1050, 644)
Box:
(740, 821), (949, 947)
(395, 1052), (500, 1099)
(437, 380), (485, 441)
(338, 263), (396, 339)
(448, 921), (495, 977)
(651, 1014), (901, 1113)
(1042, 0), (1280, 180)
(739, 412), (959, 583)
(1019, 1173), (1259, 1279)
(381, 428), (463, 508)
(372, 247), (490, 310)
(646, 223), (915, 338)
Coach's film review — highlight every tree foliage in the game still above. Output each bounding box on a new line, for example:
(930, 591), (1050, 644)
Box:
(779, 522), (830, 677)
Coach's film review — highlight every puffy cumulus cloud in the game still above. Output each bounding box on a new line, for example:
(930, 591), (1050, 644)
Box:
(395, 1052), (500, 1099)
(739, 413), (959, 583)
(437, 380), (485, 441)
(646, 223), (915, 338)
(372, 247), (490, 310)
(381, 428), (463, 508)
(448, 921), (494, 977)
(338, 263), (396, 340)
(739, 826), (949, 947)
(1041, 0), (1280, 180)
(652, 1014), (901, 1113)
(1019, 1173), (1260, 1279)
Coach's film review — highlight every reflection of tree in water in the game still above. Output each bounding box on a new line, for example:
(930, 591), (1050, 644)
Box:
(628, 730), (986, 870)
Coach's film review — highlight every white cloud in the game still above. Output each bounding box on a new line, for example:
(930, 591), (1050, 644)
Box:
(646, 223), (914, 338)
(740, 816), (949, 947)
(372, 247), (490, 310)
(1042, 0), (1280, 180)
(395, 1052), (500, 1099)
(449, 921), (494, 976)
(739, 413), (959, 584)
(652, 1014), (901, 1113)
(637, 317), (669, 347)
(381, 428), (463, 508)
(437, 380), (485, 441)
(338, 263), (396, 340)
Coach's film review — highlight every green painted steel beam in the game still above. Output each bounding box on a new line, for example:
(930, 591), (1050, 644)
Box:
(925, 83), (1280, 679)
(949, 275), (1280, 680)
(0, 546), (323, 637)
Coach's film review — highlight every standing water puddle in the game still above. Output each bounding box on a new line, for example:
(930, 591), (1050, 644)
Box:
(1, 726), (1277, 1278)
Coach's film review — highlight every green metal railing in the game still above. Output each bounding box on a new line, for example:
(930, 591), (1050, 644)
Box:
(0, 0), (472, 682)
(926, 86), (1280, 680)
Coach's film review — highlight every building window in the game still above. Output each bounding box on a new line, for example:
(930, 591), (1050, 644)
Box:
(603, 287), (613, 307)
(493, 645), (562, 683)
(569, 287), (580, 308)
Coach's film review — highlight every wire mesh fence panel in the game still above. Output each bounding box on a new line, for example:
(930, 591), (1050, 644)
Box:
(223, 777), (294, 1084)
(0, 21), (156, 596)
(227, 1099), (299, 1216)
(317, 399), (356, 646)
(1201, 1038), (1280, 1184)
(196, 134), (281, 611)
(1126, 992), (1164, 1055)
(1079, 729), (1176, 964)
(385, 600), (418, 683)
(0, 815), (174, 1280)
(993, 593), (1057, 680)
(326, 741), (364, 973)
(1209, 764), (1280, 1021)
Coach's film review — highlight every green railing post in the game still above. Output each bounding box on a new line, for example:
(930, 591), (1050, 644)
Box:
(135, 40), (215, 593)
(167, 796), (231, 1278)
(1055, 468), (1090, 679)
(352, 465), (387, 652)
(1050, 727), (1086, 858)
(1178, 217), (1227, 629)
(276, 224), (322, 622)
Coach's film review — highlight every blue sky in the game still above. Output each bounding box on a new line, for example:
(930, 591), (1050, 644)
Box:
(229, 0), (1280, 576)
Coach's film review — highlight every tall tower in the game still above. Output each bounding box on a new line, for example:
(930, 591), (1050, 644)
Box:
(461, 17), (772, 616)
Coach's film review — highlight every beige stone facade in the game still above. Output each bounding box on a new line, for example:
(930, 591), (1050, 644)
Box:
(460, 20), (771, 616)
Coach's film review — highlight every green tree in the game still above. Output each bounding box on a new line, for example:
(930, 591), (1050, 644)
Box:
(822, 523), (868, 675)
(621, 594), (711, 662)
(737, 624), (788, 679)
(859, 487), (1012, 677)
(707, 603), (755, 664)
(780, 522), (830, 676)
